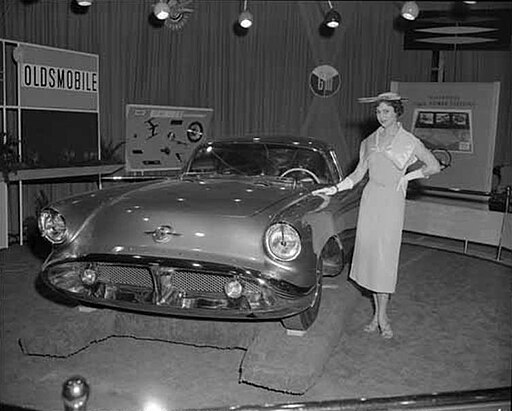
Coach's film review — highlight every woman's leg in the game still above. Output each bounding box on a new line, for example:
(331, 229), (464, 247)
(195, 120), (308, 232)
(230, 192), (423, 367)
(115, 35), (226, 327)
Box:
(363, 292), (379, 332)
(377, 292), (393, 338)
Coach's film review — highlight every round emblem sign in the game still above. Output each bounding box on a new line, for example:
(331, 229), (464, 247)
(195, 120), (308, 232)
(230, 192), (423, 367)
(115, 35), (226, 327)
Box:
(309, 65), (341, 98)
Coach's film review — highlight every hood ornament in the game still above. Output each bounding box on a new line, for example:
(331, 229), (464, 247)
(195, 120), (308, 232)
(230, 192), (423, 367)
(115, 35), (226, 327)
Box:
(145, 225), (182, 243)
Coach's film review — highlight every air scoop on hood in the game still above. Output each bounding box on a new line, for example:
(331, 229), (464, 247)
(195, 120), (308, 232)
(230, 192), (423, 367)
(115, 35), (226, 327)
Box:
(101, 177), (302, 218)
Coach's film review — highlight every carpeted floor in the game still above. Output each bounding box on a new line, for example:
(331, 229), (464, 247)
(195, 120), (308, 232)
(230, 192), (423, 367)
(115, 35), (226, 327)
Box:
(0, 242), (510, 411)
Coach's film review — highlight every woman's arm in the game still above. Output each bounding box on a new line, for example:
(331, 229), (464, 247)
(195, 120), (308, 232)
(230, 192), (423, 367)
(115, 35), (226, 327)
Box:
(344, 140), (370, 187)
(312, 139), (369, 196)
(397, 139), (441, 195)
(405, 139), (441, 181)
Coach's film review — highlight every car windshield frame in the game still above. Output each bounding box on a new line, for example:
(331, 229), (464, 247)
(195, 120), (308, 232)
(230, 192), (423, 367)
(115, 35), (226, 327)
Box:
(183, 141), (338, 185)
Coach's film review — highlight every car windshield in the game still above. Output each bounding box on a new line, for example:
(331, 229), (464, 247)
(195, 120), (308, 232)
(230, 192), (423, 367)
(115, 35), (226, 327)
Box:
(185, 142), (334, 184)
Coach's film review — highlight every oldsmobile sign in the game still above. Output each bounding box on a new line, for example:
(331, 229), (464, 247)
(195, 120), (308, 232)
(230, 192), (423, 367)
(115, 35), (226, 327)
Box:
(14, 44), (99, 111)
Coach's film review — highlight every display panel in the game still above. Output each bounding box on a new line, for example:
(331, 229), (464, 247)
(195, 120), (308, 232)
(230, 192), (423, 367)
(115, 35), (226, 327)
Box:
(391, 81), (500, 193)
(1, 39), (100, 169)
(21, 109), (98, 168)
(125, 104), (213, 172)
(412, 109), (473, 153)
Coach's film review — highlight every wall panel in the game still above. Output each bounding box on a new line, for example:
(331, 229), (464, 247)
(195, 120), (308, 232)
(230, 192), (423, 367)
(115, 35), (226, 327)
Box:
(1, 1), (510, 232)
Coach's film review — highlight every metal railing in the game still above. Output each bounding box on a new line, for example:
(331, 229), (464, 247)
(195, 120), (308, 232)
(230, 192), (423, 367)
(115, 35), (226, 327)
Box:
(2, 377), (510, 411)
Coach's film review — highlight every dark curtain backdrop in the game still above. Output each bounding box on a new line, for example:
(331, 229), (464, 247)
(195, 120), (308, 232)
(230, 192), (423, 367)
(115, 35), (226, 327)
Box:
(1, 0), (511, 232)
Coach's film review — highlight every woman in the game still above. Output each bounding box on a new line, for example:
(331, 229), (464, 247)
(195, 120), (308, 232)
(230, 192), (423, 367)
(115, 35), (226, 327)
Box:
(315, 92), (441, 339)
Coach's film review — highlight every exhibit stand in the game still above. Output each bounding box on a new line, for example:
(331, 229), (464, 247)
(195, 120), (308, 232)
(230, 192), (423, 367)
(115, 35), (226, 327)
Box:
(404, 194), (512, 261)
(391, 81), (511, 260)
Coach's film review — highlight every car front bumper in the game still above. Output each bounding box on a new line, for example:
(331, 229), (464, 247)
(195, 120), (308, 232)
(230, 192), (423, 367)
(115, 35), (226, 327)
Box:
(41, 254), (317, 321)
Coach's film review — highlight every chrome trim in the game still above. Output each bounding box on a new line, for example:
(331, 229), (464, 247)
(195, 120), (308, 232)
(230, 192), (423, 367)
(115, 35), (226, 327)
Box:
(41, 255), (316, 320)
(144, 225), (182, 243)
(190, 387), (511, 411)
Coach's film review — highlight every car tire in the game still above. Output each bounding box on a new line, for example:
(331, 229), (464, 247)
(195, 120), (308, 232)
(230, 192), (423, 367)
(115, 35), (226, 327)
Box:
(321, 236), (345, 277)
(281, 260), (323, 331)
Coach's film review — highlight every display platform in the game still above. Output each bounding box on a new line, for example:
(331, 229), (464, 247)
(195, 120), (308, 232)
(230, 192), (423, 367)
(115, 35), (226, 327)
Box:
(7, 245), (359, 394)
(404, 193), (512, 256)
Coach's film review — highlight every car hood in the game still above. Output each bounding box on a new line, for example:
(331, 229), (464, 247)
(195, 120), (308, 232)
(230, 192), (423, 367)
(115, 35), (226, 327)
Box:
(105, 177), (302, 218)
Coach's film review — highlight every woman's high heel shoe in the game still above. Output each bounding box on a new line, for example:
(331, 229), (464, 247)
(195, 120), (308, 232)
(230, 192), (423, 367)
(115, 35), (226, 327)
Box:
(379, 321), (393, 339)
(363, 318), (379, 333)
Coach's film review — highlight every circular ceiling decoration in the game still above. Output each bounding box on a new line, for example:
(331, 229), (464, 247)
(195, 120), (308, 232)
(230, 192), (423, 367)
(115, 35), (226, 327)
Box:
(164, 0), (194, 31)
(309, 65), (340, 98)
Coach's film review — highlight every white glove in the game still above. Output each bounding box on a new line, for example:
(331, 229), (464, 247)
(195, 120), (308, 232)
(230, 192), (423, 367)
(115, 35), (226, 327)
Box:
(313, 178), (354, 196)
(397, 169), (425, 195)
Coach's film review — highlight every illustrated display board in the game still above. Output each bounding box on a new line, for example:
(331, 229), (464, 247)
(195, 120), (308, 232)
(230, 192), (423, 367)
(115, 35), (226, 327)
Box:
(125, 104), (213, 172)
(0, 39), (100, 168)
(391, 81), (500, 193)
(412, 109), (473, 153)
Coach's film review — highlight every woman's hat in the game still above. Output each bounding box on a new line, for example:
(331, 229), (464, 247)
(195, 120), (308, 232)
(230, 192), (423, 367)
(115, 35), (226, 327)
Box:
(357, 92), (407, 103)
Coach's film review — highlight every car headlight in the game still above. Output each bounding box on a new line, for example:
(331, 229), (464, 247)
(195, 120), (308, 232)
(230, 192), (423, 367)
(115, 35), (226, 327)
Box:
(264, 222), (302, 262)
(38, 209), (68, 244)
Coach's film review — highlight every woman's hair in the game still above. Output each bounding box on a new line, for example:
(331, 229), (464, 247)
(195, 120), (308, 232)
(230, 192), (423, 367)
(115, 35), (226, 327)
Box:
(375, 99), (404, 117)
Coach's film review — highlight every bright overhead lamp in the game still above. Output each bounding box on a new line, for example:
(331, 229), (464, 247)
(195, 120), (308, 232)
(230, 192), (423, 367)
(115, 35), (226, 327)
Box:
(154, 0), (171, 20)
(324, 0), (341, 29)
(401, 1), (419, 21)
(238, 0), (253, 29)
(76, 0), (93, 6)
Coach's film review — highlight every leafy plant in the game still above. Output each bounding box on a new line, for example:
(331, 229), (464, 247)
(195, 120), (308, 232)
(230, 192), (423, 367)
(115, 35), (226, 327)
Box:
(0, 133), (21, 181)
(101, 139), (125, 163)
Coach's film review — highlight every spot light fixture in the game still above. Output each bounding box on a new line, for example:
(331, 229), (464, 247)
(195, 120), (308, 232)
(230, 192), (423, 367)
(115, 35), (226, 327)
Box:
(324, 0), (341, 29)
(153, 0), (171, 20)
(238, 0), (253, 29)
(76, 0), (93, 6)
(401, 1), (419, 21)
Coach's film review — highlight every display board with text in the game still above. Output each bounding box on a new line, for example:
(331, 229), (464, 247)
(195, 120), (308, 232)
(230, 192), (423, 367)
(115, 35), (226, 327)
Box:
(1, 39), (100, 168)
(125, 104), (213, 172)
(391, 81), (500, 193)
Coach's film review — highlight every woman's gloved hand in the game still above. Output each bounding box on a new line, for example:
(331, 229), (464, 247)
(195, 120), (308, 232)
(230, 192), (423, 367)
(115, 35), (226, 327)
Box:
(313, 177), (354, 196)
(397, 169), (425, 196)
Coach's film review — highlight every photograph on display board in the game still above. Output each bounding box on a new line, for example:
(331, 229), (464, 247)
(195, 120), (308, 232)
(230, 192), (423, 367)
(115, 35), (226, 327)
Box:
(412, 108), (473, 153)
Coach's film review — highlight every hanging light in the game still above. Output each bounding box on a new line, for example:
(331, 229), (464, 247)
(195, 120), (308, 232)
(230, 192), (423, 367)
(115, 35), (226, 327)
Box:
(238, 0), (253, 29)
(324, 0), (341, 29)
(76, 0), (93, 6)
(154, 0), (171, 20)
(401, 1), (419, 21)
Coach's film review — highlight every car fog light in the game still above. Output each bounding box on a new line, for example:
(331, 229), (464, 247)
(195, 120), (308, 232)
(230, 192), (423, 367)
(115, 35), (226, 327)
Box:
(80, 268), (97, 286)
(224, 279), (243, 299)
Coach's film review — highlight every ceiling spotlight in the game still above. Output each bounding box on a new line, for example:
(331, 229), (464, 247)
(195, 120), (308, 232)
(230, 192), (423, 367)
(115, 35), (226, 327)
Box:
(324, 8), (341, 29)
(238, 10), (253, 28)
(401, 1), (419, 21)
(154, 0), (171, 20)
(238, 0), (253, 29)
(76, 0), (93, 6)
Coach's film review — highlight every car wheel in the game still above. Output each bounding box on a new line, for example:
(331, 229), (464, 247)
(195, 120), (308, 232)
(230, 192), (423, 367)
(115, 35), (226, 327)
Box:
(281, 260), (323, 331)
(321, 236), (345, 277)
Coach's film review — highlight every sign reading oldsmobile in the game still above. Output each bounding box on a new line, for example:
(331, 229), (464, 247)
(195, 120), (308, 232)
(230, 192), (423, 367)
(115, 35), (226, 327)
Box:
(22, 64), (98, 92)
(13, 44), (98, 111)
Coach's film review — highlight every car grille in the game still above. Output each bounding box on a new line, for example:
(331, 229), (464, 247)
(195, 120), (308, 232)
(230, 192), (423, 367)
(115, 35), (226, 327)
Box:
(97, 264), (153, 288)
(94, 263), (260, 295)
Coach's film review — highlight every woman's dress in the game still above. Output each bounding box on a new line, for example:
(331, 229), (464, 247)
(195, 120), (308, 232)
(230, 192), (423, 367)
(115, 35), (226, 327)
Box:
(347, 125), (432, 293)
